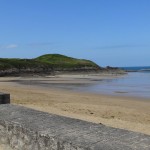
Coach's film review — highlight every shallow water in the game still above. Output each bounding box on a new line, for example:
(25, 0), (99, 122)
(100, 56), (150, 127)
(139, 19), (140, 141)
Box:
(78, 72), (150, 98)
(13, 72), (150, 99)
(42, 72), (150, 99)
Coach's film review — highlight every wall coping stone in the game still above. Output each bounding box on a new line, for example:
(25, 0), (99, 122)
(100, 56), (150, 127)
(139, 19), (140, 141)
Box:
(0, 104), (150, 150)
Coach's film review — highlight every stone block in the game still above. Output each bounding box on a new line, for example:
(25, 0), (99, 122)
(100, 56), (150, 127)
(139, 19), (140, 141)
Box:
(0, 93), (10, 104)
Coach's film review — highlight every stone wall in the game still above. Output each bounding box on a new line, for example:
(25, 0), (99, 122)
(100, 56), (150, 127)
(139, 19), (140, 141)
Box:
(0, 104), (150, 150)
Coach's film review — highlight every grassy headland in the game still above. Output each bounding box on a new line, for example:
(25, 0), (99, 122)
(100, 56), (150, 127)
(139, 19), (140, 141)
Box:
(0, 54), (124, 76)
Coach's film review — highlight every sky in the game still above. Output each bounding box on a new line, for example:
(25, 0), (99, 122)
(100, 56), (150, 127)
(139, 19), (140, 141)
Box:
(0, 0), (150, 67)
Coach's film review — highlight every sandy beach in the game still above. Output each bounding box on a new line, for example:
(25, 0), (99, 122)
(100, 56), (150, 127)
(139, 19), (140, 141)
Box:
(0, 75), (150, 135)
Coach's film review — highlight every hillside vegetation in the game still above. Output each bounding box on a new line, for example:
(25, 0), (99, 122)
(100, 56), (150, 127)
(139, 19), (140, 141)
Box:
(0, 54), (101, 76)
(35, 54), (100, 69)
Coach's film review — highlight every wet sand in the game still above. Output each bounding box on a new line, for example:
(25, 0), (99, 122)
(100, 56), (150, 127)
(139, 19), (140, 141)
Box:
(0, 75), (150, 135)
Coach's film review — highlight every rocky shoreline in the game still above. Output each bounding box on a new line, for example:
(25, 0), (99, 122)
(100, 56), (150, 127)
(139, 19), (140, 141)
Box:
(0, 67), (126, 77)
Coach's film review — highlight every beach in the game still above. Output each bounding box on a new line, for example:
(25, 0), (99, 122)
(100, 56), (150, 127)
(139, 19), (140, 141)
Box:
(0, 75), (150, 135)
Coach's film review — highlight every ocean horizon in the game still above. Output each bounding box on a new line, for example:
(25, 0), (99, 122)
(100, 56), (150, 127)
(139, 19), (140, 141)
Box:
(120, 66), (150, 72)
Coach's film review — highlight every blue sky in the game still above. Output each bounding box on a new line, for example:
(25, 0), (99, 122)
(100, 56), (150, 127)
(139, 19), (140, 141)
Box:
(0, 0), (150, 67)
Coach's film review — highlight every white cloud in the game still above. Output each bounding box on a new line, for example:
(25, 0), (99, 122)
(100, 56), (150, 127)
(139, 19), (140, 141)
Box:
(5, 44), (18, 49)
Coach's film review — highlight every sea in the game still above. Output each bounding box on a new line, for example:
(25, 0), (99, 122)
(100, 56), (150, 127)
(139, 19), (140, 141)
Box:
(79, 66), (150, 99)
(121, 66), (150, 72)
(56, 66), (150, 99)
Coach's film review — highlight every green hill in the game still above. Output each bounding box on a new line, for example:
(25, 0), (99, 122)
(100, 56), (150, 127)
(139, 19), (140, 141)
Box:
(35, 54), (100, 69)
(0, 54), (101, 76)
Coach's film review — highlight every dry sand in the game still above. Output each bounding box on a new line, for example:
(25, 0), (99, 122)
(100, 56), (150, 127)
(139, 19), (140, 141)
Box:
(0, 75), (150, 135)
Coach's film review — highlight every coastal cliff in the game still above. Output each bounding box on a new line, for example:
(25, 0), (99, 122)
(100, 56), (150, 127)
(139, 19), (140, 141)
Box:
(0, 54), (124, 76)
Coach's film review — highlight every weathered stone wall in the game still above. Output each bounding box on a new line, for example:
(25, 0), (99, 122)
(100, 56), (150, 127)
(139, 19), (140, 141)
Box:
(0, 104), (150, 150)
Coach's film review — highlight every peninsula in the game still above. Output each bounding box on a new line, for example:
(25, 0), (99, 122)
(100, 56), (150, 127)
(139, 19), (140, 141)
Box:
(0, 54), (124, 76)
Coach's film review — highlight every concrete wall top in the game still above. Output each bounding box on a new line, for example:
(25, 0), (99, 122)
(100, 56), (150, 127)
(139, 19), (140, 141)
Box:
(0, 104), (150, 150)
